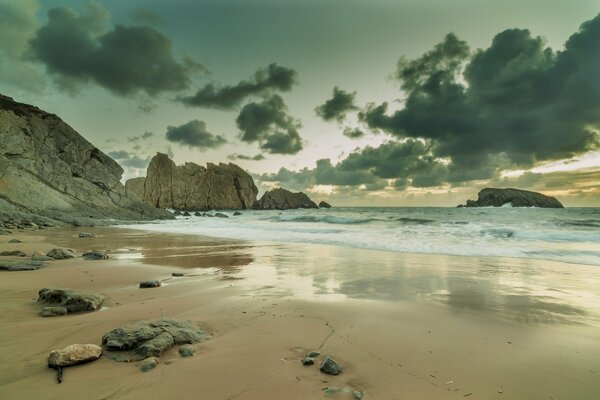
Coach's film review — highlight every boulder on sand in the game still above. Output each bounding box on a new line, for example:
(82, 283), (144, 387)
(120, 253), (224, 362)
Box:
(320, 356), (343, 375)
(38, 288), (105, 314)
(0, 250), (26, 257)
(0, 260), (46, 271)
(82, 250), (109, 260)
(47, 248), (76, 260)
(139, 280), (161, 288)
(48, 344), (103, 368)
(102, 318), (208, 362)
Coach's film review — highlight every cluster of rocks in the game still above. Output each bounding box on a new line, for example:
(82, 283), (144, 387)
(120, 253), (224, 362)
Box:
(174, 211), (234, 218)
(459, 188), (564, 208)
(38, 288), (105, 317)
(300, 351), (343, 375)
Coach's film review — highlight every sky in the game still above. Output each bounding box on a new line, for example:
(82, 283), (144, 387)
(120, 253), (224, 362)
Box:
(1, 0), (599, 206)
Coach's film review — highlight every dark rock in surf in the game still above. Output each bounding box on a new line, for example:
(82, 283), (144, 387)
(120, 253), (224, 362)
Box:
(253, 188), (318, 210)
(319, 201), (332, 208)
(82, 250), (109, 260)
(139, 280), (161, 288)
(460, 188), (564, 208)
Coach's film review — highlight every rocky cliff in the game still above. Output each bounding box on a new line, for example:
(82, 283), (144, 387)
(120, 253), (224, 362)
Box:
(253, 188), (318, 210)
(126, 153), (258, 210)
(460, 188), (564, 208)
(0, 94), (171, 227)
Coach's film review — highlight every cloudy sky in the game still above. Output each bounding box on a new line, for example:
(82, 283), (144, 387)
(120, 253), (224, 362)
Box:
(2, 0), (599, 206)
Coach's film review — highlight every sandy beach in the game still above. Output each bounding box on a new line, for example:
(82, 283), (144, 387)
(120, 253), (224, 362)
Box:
(1, 227), (599, 400)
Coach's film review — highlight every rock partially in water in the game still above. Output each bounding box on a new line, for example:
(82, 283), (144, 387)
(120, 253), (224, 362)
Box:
(8, 239), (22, 243)
(182, 211), (191, 217)
(174, 210), (182, 216)
(460, 188), (564, 208)
(102, 318), (208, 362)
(253, 188), (318, 210)
(82, 250), (109, 260)
(233, 211), (242, 216)
(319, 201), (332, 208)
(40, 306), (68, 317)
(320, 356), (343, 375)
(48, 344), (102, 368)
(179, 346), (195, 357)
(194, 211), (202, 216)
(47, 248), (77, 260)
(139, 280), (161, 288)
(0, 260), (46, 271)
(0, 250), (26, 257)
(138, 357), (159, 372)
(215, 212), (229, 218)
(172, 272), (184, 277)
(79, 232), (96, 238)
(38, 288), (105, 313)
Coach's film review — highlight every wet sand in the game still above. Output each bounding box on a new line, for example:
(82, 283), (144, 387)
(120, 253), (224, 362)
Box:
(1, 227), (599, 400)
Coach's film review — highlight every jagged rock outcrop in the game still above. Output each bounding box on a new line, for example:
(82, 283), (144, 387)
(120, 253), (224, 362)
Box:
(125, 153), (258, 210)
(0, 94), (172, 226)
(319, 201), (332, 208)
(253, 188), (318, 210)
(460, 188), (564, 208)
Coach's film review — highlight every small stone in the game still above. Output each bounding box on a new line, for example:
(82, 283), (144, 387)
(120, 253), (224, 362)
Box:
(352, 390), (364, 400)
(8, 239), (22, 243)
(139, 280), (161, 288)
(82, 250), (109, 260)
(0, 250), (26, 257)
(194, 211), (202, 216)
(48, 344), (102, 368)
(47, 248), (77, 260)
(182, 211), (191, 217)
(172, 272), (184, 277)
(40, 306), (68, 317)
(301, 357), (314, 366)
(233, 211), (242, 216)
(138, 357), (159, 372)
(306, 351), (320, 358)
(215, 212), (229, 218)
(79, 232), (96, 238)
(179, 346), (195, 357)
(320, 356), (343, 375)
(173, 211), (182, 216)
(323, 387), (342, 395)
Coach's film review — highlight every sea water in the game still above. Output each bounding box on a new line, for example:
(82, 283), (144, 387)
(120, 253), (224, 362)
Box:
(125, 207), (600, 266)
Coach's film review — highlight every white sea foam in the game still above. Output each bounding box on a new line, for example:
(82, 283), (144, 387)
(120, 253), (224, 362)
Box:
(122, 207), (600, 266)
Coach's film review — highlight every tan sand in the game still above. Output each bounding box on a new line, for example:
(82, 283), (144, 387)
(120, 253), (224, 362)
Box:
(0, 227), (599, 400)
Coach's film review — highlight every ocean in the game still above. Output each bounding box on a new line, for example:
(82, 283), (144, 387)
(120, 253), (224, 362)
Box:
(125, 207), (600, 266)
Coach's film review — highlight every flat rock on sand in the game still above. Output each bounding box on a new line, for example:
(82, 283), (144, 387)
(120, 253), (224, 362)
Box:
(47, 248), (77, 260)
(139, 280), (161, 288)
(82, 250), (109, 260)
(0, 260), (46, 271)
(102, 318), (208, 362)
(48, 344), (103, 368)
(38, 288), (105, 314)
(0, 250), (26, 257)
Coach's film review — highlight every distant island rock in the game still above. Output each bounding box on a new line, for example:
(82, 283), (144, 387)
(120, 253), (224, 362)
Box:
(319, 201), (332, 208)
(459, 188), (564, 208)
(253, 188), (318, 210)
(0, 94), (171, 228)
(125, 153), (258, 211)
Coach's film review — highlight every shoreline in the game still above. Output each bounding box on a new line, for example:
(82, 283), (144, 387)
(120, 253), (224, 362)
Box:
(1, 226), (599, 399)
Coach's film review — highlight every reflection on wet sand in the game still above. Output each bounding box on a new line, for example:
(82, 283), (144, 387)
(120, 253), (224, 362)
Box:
(38, 227), (600, 327)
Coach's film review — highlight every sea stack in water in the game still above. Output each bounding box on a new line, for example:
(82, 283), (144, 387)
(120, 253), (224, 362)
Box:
(0, 94), (171, 227)
(125, 153), (258, 211)
(460, 188), (564, 208)
(253, 188), (318, 210)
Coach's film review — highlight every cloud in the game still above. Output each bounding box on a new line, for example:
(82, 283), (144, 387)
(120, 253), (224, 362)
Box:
(227, 153), (266, 161)
(0, 0), (46, 93)
(107, 150), (151, 169)
(127, 131), (154, 142)
(315, 87), (358, 122)
(342, 127), (365, 139)
(178, 63), (297, 109)
(29, 2), (204, 96)
(236, 94), (303, 154)
(360, 16), (600, 181)
(165, 120), (227, 150)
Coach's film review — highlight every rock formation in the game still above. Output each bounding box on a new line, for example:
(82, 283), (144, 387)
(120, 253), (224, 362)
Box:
(253, 188), (318, 210)
(0, 94), (171, 227)
(319, 201), (332, 208)
(125, 153), (258, 210)
(460, 188), (564, 208)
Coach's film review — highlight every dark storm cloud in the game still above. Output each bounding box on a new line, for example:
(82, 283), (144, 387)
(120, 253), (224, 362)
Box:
(227, 153), (266, 161)
(107, 150), (151, 169)
(178, 63), (298, 109)
(165, 120), (227, 150)
(342, 127), (365, 139)
(315, 87), (358, 122)
(256, 139), (446, 191)
(236, 95), (303, 154)
(29, 3), (203, 96)
(360, 16), (600, 176)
